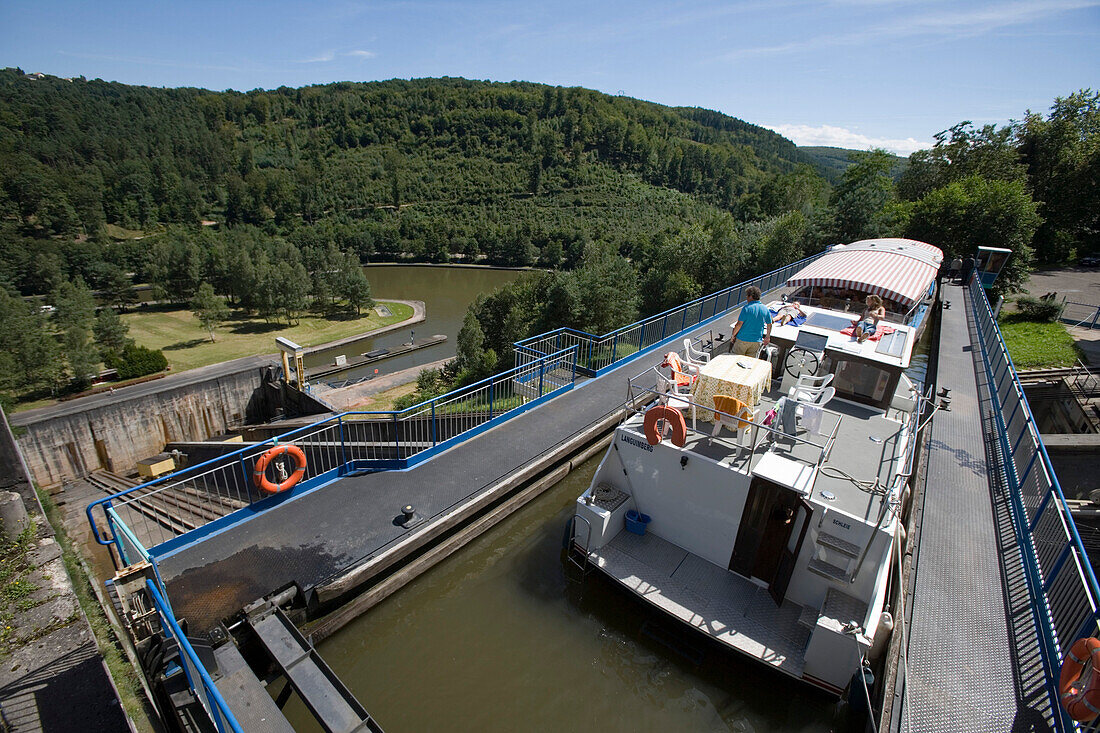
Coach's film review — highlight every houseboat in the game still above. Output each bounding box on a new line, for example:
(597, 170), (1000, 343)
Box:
(566, 239), (941, 695)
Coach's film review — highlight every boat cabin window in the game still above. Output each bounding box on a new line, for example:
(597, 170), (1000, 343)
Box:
(824, 356), (893, 405)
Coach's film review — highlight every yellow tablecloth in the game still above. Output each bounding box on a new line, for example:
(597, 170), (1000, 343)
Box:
(692, 354), (772, 421)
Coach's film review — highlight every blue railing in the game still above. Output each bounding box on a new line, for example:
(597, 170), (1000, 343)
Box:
(87, 345), (578, 557)
(146, 579), (244, 733)
(968, 277), (1100, 732)
(514, 251), (827, 376)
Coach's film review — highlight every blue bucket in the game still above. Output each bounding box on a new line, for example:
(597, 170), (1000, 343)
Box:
(625, 510), (651, 535)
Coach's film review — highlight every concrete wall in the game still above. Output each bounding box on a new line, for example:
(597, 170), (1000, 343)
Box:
(15, 369), (265, 488)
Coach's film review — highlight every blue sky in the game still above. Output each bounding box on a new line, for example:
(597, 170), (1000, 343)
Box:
(2, 1), (1097, 155)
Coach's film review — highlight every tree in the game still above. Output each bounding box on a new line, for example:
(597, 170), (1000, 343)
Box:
(572, 242), (639, 335)
(190, 282), (230, 342)
(453, 308), (497, 384)
(51, 275), (96, 333)
(93, 307), (132, 357)
(0, 289), (64, 396)
(830, 149), (899, 243)
(904, 175), (1041, 293)
(1017, 90), (1100, 263)
(342, 266), (373, 315)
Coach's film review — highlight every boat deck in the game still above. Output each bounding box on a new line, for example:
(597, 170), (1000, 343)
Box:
(901, 281), (1051, 731)
(659, 387), (901, 521)
(589, 530), (812, 677)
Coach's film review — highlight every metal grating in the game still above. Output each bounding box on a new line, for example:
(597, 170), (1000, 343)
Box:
(592, 483), (629, 512)
(902, 283), (1037, 732)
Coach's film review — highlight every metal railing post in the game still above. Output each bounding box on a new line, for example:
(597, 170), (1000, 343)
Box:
(431, 402), (437, 447)
(239, 456), (255, 504)
(538, 358), (545, 397)
(489, 379), (494, 419)
(336, 413), (345, 471)
(610, 334), (618, 365)
(393, 412), (400, 459)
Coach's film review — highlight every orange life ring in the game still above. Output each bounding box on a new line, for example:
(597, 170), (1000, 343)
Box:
(643, 405), (687, 447)
(253, 444), (307, 494)
(1060, 637), (1100, 721)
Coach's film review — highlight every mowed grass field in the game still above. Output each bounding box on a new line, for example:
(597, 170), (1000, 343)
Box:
(998, 314), (1081, 368)
(122, 302), (414, 372)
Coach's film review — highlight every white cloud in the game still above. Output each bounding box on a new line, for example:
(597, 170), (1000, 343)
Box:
(346, 50), (377, 59)
(297, 51), (336, 64)
(765, 123), (929, 156)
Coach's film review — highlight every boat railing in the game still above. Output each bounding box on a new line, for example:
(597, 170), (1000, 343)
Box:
(87, 345), (579, 556)
(514, 251), (828, 377)
(625, 371), (843, 475)
(968, 277), (1100, 732)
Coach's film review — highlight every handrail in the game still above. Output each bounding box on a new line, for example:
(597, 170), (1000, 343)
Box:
(145, 579), (244, 733)
(514, 250), (829, 376)
(86, 345), (579, 551)
(967, 277), (1100, 732)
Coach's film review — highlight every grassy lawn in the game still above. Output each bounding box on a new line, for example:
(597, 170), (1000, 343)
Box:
(122, 301), (414, 372)
(997, 314), (1081, 368)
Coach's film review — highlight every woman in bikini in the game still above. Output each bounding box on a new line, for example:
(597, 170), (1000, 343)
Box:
(853, 294), (885, 343)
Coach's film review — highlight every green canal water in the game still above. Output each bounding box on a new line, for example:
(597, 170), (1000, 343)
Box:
(303, 265), (526, 381)
(279, 456), (856, 732)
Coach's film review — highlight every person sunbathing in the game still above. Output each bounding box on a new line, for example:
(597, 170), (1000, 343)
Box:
(773, 301), (805, 326)
(852, 294), (885, 343)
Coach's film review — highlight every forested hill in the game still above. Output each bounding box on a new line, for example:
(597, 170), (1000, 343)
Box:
(0, 71), (825, 275)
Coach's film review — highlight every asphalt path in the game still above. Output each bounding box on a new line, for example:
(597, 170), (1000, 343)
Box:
(11, 354), (280, 426)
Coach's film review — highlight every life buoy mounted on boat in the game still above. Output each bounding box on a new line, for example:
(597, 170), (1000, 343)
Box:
(253, 443), (308, 494)
(643, 405), (687, 448)
(1060, 637), (1100, 721)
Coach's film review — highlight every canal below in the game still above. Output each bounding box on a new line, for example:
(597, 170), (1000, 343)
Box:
(279, 457), (854, 732)
(303, 265), (526, 382)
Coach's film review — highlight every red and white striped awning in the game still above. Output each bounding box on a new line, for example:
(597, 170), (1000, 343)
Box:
(787, 239), (943, 308)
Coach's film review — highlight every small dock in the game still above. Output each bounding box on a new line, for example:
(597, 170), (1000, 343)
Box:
(899, 281), (1052, 730)
(306, 334), (447, 381)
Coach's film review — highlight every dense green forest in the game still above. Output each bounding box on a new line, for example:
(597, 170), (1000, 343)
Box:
(0, 68), (1097, 403)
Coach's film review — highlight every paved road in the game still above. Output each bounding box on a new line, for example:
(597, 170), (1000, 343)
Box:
(11, 354), (279, 426)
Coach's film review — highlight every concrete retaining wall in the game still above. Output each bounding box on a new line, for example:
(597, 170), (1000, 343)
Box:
(15, 369), (266, 488)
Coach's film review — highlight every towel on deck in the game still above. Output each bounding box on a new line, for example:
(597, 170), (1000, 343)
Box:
(713, 395), (752, 429)
(662, 352), (694, 385)
(801, 403), (823, 434)
(839, 324), (896, 341)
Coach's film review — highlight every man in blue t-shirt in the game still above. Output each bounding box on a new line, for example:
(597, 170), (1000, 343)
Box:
(729, 286), (771, 356)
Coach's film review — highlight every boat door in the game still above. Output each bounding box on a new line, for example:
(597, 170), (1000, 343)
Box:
(729, 478), (801, 583)
(769, 498), (813, 605)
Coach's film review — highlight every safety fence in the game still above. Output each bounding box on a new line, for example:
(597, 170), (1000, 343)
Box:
(513, 252), (826, 376)
(1062, 299), (1100, 330)
(969, 278), (1100, 732)
(87, 345), (578, 556)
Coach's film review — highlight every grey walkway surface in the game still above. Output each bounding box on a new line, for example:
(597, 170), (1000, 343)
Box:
(902, 282), (1050, 732)
(158, 319), (738, 632)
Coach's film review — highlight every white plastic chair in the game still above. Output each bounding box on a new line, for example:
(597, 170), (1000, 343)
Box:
(654, 367), (697, 429)
(790, 373), (834, 402)
(684, 338), (710, 368)
(710, 398), (758, 460)
(795, 385), (835, 410)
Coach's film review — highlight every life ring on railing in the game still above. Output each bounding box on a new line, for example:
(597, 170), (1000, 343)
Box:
(1060, 637), (1100, 721)
(643, 405), (687, 447)
(253, 444), (307, 494)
